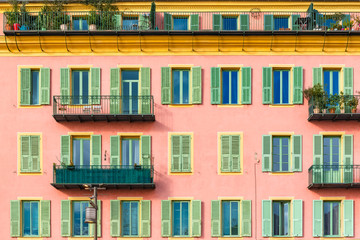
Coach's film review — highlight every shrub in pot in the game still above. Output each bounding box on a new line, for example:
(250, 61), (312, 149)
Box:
(303, 83), (326, 113)
(326, 94), (340, 113)
(348, 96), (359, 113)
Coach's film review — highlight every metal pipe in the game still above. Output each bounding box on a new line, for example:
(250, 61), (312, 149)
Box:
(94, 186), (97, 240)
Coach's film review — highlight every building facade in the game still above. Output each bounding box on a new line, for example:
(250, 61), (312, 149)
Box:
(2, 0), (360, 239)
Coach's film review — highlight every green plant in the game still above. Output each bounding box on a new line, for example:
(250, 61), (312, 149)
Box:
(347, 96), (359, 109)
(149, 1), (156, 30)
(85, 0), (118, 30)
(343, 19), (354, 30)
(4, 0), (20, 26)
(339, 91), (345, 110)
(87, 11), (100, 26)
(327, 93), (340, 109)
(303, 84), (327, 111)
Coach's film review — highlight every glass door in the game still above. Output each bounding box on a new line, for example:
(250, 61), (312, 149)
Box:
(122, 70), (139, 114)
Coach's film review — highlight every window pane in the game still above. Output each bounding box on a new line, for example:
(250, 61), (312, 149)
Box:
(332, 202), (339, 236)
(324, 202), (331, 236)
(222, 201), (230, 236)
(182, 71), (189, 104)
(23, 202), (31, 236)
(31, 71), (39, 105)
(122, 139), (130, 165)
(222, 71), (230, 104)
(273, 71), (281, 104)
(73, 139), (81, 166)
(131, 82), (139, 114)
(73, 71), (80, 104)
(122, 70), (139, 80)
(222, 17), (237, 30)
(132, 140), (140, 165)
(73, 202), (81, 236)
(122, 82), (130, 114)
(122, 202), (130, 236)
(274, 17), (289, 30)
(281, 138), (289, 172)
(81, 19), (88, 30)
(181, 202), (189, 236)
(31, 202), (39, 236)
(123, 17), (139, 30)
(231, 71), (238, 104)
(173, 202), (181, 236)
(82, 139), (90, 166)
(173, 71), (180, 104)
(273, 202), (280, 236)
(73, 19), (80, 30)
(81, 202), (89, 236)
(131, 202), (139, 235)
(282, 71), (289, 104)
(231, 202), (239, 236)
(283, 202), (289, 236)
(332, 71), (339, 95)
(323, 71), (330, 95)
(173, 17), (188, 30)
(82, 71), (89, 104)
(272, 137), (280, 172)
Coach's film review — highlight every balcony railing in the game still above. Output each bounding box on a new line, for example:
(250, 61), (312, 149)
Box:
(4, 10), (360, 34)
(53, 95), (155, 122)
(52, 165), (155, 189)
(308, 94), (360, 121)
(308, 165), (360, 188)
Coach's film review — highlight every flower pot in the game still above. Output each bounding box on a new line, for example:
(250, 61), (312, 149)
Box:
(13, 23), (20, 30)
(322, 109), (327, 114)
(329, 108), (336, 113)
(352, 108), (357, 113)
(313, 108), (320, 114)
(5, 24), (12, 30)
(41, 27), (47, 31)
(60, 24), (68, 31)
(340, 109), (345, 113)
(20, 25), (29, 30)
(89, 24), (97, 31)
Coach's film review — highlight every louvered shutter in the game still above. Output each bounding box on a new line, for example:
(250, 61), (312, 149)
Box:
(221, 135), (230, 172)
(211, 67), (221, 104)
(141, 67), (151, 114)
(313, 135), (323, 184)
(141, 135), (151, 166)
(241, 67), (251, 104)
(30, 135), (40, 172)
(242, 200), (251, 236)
(161, 200), (171, 237)
(292, 199), (303, 236)
(20, 68), (31, 105)
(343, 200), (354, 237)
(110, 200), (120, 237)
(91, 135), (101, 166)
(262, 200), (272, 237)
(264, 15), (273, 30)
(60, 68), (70, 104)
(213, 14), (221, 30)
(292, 135), (302, 172)
(231, 135), (241, 172)
(240, 14), (249, 30)
(41, 200), (51, 237)
(10, 200), (20, 237)
(110, 136), (120, 166)
(110, 68), (120, 114)
(262, 67), (272, 104)
(20, 135), (30, 172)
(211, 200), (221, 237)
(191, 200), (201, 237)
(61, 200), (71, 237)
(313, 200), (323, 237)
(141, 200), (151, 237)
(60, 135), (71, 165)
(343, 67), (353, 95)
(293, 66), (303, 104)
(262, 135), (272, 172)
(343, 135), (353, 183)
(312, 67), (322, 86)
(192, 66), (202, 104)
(161, 67), (171, 104)
(181, 135), (191, 172)
(90, 67), (101, 104)
(190, 14), (199, 30)
(40, 67), (50, 104)
(171, 135), (181, 172)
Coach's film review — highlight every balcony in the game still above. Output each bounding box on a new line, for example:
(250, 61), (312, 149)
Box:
(53, 95), (155, 122)
(308, 165), (360, 189)
(51, 165), (155, 189)
(307, 94), (360, 121)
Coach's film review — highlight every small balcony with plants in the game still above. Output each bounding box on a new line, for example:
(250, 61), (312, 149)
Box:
(305, 84), (360, 121)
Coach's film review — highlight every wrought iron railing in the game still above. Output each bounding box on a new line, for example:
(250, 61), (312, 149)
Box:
(3, 10), (360, 32)
(53, 165), (154, 185)
(53, 95), (154, 116)
(308, 94), (360, 115)
(308, 165), (360, 186)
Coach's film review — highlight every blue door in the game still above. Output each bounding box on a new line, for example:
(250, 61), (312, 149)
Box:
(122, 70), (139, 114)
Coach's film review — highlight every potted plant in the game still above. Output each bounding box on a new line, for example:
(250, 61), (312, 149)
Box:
(87, 11), (99, 30)
(149, 1), (156, 30)
(4, 0), (20, 30)
(303, 83), (326, 113)
(85, 0), (118, 30)
(353, 15), (360, 30)
(347, 96), (359, 113)
(339, 91), (346, 113)
(343, 19), (354, 31)
(326, 93), (340, 113)
(19, 2), (30, 30)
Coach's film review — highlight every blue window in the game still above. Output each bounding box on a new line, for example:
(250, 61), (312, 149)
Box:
(22, 201), (39, 237)
(72, 70), (89, 104)
(222, 70), (239, 104)
(122, 70), (139, 114)
(123, 17), (139, 30)
(323, 136), (340, 183)
(72, 138), (90, 166)
(222, 201), (239, 237)
(121, 138), (140, 165)
(273, 201), (290, 236)
(323, 70), (339, 96)
(274, 17), (289, 30)
(173, 17), (188, 30)
(272, 137), (290, 172)
(73, 17), (88, 30)
(172, 69), (189, 104)
(173, 201), (189, 236)
(222, 16), (238, 30)
(324, 201), (340, 237)
(273, 70), (290, 104)
(121, 201), (139, 237)
(31, 70), (39, 105)
(73, 201), (89, 236)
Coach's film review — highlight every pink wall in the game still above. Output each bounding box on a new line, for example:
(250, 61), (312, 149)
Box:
(1, 54), (360, 239)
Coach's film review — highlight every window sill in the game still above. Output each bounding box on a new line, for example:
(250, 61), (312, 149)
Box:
(18, 105), (43, 108)
(117, 237), (143, 239)
(217, 104), (244, 108)
(219, 171), (243, 175)
(218, 236), (242, 239)
(17, 237), (43, 240)
(169, 171), (193, 176)
(168, 104), (195, 107)
(269, 104), (295, 108)
(269, 172), (294, 175)
(18, 171), (42, 176)
(168, 237), (193, 240)
(269, 237), (294, 240)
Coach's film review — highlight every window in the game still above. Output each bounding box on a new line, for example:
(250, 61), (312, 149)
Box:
(219, 134), (241, 173)
(211, 199), (251, 237)
(60, 67), (100, 105)
(313, 134), (353, 184)
(211, 67), (251, 105)
(161, 200), (201, 237)
(10, 200), (50, 237)
(323, 70), (340, 95)
(110, 135), (151, 166)
(72, 16), (88, 30)
(313, 200), (353, 237)
(313, 67), (353, 96)
(121, 14), (150, 30)
(212, 14), (249, 31)
(110, 67), (151, 114)
(274, 16), (289, 30)
(262, 135), (302, 172)
(20, 68), (50, 106)
(262, 66), (303, 105)
(264, 15), (300, 30)
(19, 134), (41, 173)
(110, 199), (151, 237)
(60, 135), (102, 166)
(170, 134), (192, 173)
(173, 17), (188, 30)
(123, 16), (138, 30)
(262, 199), (303, 237)
(61, 200), (101, 237)
(161, 66), (202, 105)
(164, 13), (199, 31)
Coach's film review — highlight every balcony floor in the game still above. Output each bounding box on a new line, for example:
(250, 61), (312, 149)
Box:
(51, 183), (156, 189)
(53, 114), (155, 122)
(308, 183), (360, 189)
(308, 113), (360, 121)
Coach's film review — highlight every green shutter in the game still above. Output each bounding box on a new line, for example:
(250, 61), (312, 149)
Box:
(262, 200), (272, 237)
(110, 68), (120, 114)
(41, 200), (51, 237)
(231, 135), (241, 172)
(312, 67), (322, 86)
(181, 135), (191, 172)
(221, 135), (230, 172)
(262, 135), (272, 172)
(97, 200), (101, 237)
(343, 199), (354, 237)
(264, 15), (273, 30)
(141, 200), (151, 237)
(164, 13), (172, 30)
(190, 14), (199, 30)
(292, 199), (303, 237)
(61, 135), (71, 165)
(91, 135), (101, 166)
(110, 200), (120, 237)
(20, 135), (30, 172)
(292, 14), (300, 30)
(241, 67), (251, 104)
(262, 67), (272, 104)
(313, 200), (323, 237)
(192, 66), (202, 104)
(30, 135), (40, 172)
(141, 67), (151, 114)
(343, 135), (353, 183)
(161, 200), (171, 237)
(139, 14), (149, 30)
(293, 66), (303, 104)
(211, 67), (221, 104)
(60, 68), (70, 105)
(113, 14), (122, 30)
(61, 200), (71, 237)
(213, 14), (221, 30)
(141, 135), (151, 166)
(192, 200), (201, 237)
(90, 67), (101, 104)
(171, 135), (181, 172)
(240, 14), (249, 30)
(292, 135), (302, 172)
(343, 67), (353, 95)
(241, 200), (251, 237)
(110, 136), (120, 166)
(10, 200), (20, 237)
(313, 135), (323, 183)
(20, 68), (31, 105)
(161, 67), (171, 104)
(211, 200), (221, 237)
(40, 67), (50, 105)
